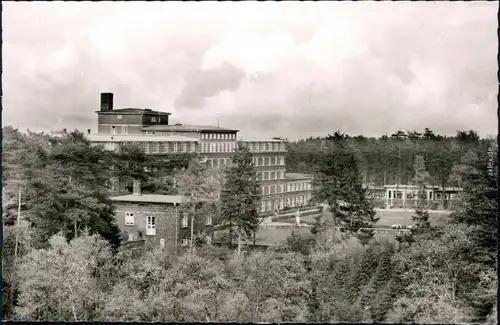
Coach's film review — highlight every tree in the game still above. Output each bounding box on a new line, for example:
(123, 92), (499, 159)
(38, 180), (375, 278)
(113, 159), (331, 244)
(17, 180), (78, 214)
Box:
(411, 155), (431, 230)
(449, 144), (497, 268)
(23, 131), (121, 249)
(14, 232), (113, 321)
(312, 147), (378, 242)
(177, 158), (220, 253)
(390, 224), (488, 323)
(234, 251), (311, 322)
(220, 142), (261, 252)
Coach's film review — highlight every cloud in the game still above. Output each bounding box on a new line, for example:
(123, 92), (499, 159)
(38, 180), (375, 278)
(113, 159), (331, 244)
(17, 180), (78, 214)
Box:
(3, 2), (497, 140)
(174, 62), (246, 109)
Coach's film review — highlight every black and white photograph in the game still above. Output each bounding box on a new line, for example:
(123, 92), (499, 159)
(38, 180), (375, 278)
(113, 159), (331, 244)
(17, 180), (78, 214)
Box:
(2, 1), (498, 323)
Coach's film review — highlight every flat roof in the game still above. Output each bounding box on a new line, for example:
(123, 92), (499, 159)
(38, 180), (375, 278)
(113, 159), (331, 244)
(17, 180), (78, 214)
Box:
(90, 135), (198, 142)
(285, 173), (313, 180)
(142, 124), (239, 132)
(96, 108), (171, 115)
(111, 194), (185, 204)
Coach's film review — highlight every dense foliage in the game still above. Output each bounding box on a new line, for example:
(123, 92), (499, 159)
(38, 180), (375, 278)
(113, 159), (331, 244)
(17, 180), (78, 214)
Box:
(312, 145), (378, 242)
(2, 126), (497, 322)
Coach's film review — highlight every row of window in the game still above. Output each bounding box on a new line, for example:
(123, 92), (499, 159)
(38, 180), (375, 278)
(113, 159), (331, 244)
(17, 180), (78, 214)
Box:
(125, 212), (213, 229)
(386, 190), (454, 200)
(242, 142), (286, 152)
(102, 141), (197, 153)
(257, 170), (285, 181)
(144, 142), (196, 154)
(201, 133), (236, 140)
(260, 195), (311, 212)
(252, 156), (285, 167)
(201, 142), (236, 153)
(100, 141), (287, 158)
(260, 181), (312, 195)
(285, 181), (312, 192)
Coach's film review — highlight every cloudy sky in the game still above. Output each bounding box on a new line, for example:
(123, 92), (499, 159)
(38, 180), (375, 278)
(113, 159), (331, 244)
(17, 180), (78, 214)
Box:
(3, 2), (497, 140)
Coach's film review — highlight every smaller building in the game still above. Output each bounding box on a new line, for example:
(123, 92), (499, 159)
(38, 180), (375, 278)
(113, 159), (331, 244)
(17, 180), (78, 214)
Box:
(111, 180), (215, 250)
(364, 184), (463, 209)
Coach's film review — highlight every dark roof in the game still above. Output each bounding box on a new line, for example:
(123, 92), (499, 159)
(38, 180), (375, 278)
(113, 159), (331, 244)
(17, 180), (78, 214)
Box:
(142, 124), (239, 133)
(96, 108), (171, 115)
(111, 194), (184, 204)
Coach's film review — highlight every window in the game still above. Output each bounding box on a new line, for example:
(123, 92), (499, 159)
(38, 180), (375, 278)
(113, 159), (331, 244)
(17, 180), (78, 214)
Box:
(261, 201), (266, 212)
(252, 143), (257, 151)
(143, 142), (150, 153)
(206, 214), (213, 226)
(272, 143), (276, 151)
(266, 143), (270, 151)
(181, 213), (188, 228)
(160, 238), (165, 248)
(271, 172), (275, 180)
(128, 232), (134, 241)
(271, 186), (275, 194)
(271, 157), (276, 165)
(146, 216), (156, 236)
(264, 172), (269, 180)
(257, 172), (262, 180)
(121, 125), (128, 135)
(125, 212), (135, 225)
(181, 239), (191, 247)
(258, 158), (263, 166)
(206, 236), (212, 245)
(111, 126), (117, 135)
(264, 158), (270, 166)
(151, 142), (159, 153)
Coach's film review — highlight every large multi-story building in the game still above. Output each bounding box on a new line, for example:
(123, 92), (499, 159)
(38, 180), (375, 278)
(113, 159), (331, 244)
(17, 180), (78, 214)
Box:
(90, 92), (313, 214)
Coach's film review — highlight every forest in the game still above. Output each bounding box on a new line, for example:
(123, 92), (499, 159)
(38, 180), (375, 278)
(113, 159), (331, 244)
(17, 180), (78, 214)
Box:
(286, 128), (491, 188)
(2, 125), (497, 323)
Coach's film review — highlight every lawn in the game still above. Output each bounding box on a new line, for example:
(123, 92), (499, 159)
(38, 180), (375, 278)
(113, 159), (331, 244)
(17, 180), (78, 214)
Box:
(280, 209), (452, 228)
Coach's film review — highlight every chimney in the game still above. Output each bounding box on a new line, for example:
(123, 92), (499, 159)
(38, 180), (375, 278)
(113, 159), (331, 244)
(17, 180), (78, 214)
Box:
(100, 93), (114, 112)
(132, 179), (141, 195)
